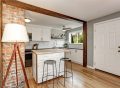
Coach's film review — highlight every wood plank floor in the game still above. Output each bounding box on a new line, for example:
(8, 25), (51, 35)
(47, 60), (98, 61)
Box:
(25, 63), (120, 88)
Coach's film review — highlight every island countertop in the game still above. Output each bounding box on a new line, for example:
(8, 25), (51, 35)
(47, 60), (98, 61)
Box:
(32, 49), (70, 55)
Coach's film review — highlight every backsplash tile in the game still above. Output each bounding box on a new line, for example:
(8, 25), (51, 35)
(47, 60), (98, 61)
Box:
(25, 39), (65, 49)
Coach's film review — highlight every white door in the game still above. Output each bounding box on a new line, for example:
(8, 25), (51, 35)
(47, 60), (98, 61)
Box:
(94, 18), (120, 76)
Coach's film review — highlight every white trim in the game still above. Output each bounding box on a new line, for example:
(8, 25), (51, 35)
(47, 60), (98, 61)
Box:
(87, 65), (95, 69)
(72, 61), (83, 65)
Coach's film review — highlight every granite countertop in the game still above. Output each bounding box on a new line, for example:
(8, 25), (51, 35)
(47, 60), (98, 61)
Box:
(32, 49), (70, 55)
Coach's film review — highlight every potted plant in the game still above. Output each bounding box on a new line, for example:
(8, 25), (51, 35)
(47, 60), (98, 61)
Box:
(63, 43), (68, 48)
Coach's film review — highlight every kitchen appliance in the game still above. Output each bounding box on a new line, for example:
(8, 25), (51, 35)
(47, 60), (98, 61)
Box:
(25, 49), (32, 67)
(32, 43), (39, 50)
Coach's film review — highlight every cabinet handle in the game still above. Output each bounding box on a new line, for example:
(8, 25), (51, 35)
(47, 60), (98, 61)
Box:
(118, 50), (120, 52)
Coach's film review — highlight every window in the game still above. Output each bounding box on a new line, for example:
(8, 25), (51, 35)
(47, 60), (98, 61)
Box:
(69, 31), (83, 44)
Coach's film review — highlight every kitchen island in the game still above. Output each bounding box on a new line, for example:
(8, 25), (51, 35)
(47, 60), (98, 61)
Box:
(32, 49), (69, 83)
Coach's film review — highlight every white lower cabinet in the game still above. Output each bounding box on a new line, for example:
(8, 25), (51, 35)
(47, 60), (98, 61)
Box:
(66, 49), (83, 65)
(32, 52), (64, 83)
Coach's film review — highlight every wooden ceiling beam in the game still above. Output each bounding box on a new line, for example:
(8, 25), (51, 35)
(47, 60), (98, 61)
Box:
(2, 0), (86, 23)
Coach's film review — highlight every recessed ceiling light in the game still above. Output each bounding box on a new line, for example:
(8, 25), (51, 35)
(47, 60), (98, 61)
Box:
(25, 18), (31, 23)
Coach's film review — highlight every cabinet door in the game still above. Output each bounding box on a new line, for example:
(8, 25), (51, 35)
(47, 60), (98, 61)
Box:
(66, 49), (75, 61)
(65, 51), (71, 59)
(76, 50), (83, 65)
(42, 29), (51, 41)
(66, 49), (83, 65)
(70, 49), (76, 61)
(32, 29), (42, 41)
(27, 25), (51, 41)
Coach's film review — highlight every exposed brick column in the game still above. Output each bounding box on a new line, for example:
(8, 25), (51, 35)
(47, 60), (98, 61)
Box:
(2, 4), (25, 87)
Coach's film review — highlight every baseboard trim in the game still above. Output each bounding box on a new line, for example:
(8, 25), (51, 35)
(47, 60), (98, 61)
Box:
(87, 65), (95, 69)
(71, 61), (83, 66)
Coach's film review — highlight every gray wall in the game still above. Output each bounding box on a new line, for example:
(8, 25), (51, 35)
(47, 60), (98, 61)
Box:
(87, 11), (120, 66)
(66, 27), (83, 49)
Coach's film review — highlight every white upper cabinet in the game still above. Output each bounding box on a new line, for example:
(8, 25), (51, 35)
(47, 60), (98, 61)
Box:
(26, 24), (51, 41)
(32, 29), (42, 41)
(42, 28), (51, 41)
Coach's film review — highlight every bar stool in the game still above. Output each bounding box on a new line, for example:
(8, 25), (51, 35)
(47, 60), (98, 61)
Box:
(58, 58), (73, 86)
(42, 60), (57, 88)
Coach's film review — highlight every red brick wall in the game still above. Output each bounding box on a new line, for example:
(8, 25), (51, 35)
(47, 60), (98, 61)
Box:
(2, 4), (25, 87)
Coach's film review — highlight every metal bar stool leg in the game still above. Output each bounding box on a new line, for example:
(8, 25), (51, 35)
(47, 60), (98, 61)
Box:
(64, 60), (67, 87)
(53, 64), (54, 88)
(42, 62), (45, 88)
(58, 59), (61, 85)
(58, 60), (61, 76)
(42, 60), (58, 88)
(58, 58), (73, 87)
(55, 62), (59, 87)
(70, 61), (73, 85)
(46, 63), (48, 87)
(55, 62), (57, 77)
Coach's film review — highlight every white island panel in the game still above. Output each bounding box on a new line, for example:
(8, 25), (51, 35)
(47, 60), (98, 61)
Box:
(32, 51), (64, 83)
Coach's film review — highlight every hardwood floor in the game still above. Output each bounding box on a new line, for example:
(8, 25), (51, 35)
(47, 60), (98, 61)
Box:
(25, 63), (120, 88)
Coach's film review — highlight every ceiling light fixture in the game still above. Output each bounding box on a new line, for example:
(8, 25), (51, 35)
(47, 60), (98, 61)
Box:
(25, 18), (31, 23)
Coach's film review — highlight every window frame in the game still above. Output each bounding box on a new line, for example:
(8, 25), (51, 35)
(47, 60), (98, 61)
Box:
(69, 30), (83, 44)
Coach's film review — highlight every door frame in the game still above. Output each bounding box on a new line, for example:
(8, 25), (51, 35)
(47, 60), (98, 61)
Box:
(1, 0), (87, 67)
(93, 17), (120, 68)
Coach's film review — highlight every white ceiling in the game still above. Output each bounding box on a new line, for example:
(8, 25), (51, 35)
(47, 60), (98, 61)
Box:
(25, 10), (82, 29)
(19, 0), (120, 21)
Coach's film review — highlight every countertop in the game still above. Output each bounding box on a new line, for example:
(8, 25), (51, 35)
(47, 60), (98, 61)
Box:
(25, 48), (83, 51)
(32, 49), (70, 55)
